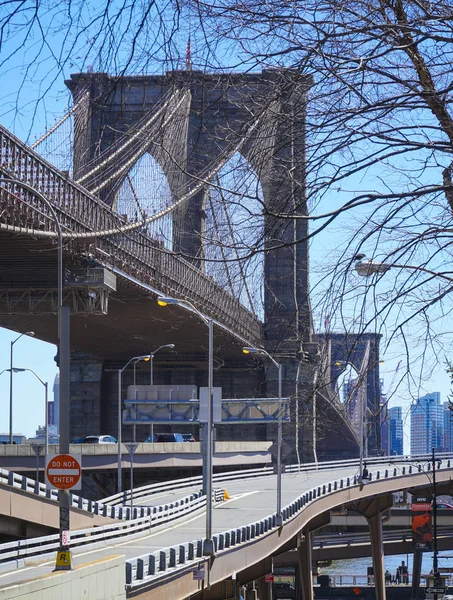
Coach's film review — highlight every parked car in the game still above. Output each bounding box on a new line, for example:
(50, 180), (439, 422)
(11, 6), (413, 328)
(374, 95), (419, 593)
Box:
(156, 433), (185, 443)
(437, 502), (453, 509)
(273, 582), (296, 599)
(83, 435), (117, 444)
(70, 437), (86, 444)
(144, 434), (157, 443)
(182, 433), (196, 442)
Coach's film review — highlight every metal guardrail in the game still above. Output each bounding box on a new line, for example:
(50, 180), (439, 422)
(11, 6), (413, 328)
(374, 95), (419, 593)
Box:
(314, 527), (453, 548)
(2, 452), (451, 519)
(0, 468), (128, 521)
(125, 456), (453, 588)
(104, 452), (453, 506)
(0, 489), (229, 565)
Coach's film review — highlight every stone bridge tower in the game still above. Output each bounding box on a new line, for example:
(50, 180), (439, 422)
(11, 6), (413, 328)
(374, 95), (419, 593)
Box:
(67, 70), (318, 460)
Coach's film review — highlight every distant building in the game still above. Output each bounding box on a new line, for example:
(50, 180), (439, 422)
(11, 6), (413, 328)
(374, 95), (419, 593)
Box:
(410, 392), (443, 454)
(47, 373), (60, 434)
(389, 406), (403, 455)
(343, 377), (358, 419)
(28, 425), (59, 445)
(0, 433), (25, 444)
(380, 394), (389, 455)
(443, 401), (453, 451)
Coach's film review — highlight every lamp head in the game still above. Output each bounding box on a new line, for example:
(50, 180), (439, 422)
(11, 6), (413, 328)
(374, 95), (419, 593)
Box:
(165, 344), (175, 349)
(25, 331), (35, 337)
(242, 347), (258, 355)
(136, 355), (151, 362)
(12, 368), (26, 373)
(157, 297), (179, 307)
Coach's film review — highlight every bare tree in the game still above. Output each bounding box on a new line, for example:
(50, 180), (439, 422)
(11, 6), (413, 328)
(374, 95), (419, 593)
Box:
(4, 0), (453, 447)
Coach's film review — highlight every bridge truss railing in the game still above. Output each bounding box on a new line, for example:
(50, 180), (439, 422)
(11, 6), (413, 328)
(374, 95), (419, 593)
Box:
(125, 456), (453, 588)
(0, 125), (262, 343)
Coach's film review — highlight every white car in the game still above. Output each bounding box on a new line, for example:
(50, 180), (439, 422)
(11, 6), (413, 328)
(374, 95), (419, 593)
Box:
(83, 435), (117, 444)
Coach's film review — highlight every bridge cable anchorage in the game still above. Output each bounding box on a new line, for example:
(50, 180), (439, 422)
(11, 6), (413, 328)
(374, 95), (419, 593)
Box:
(0, 103), (271, 242)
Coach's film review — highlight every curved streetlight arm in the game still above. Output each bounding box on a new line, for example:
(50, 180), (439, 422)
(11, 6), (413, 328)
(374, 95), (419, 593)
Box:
(355, 259), (453, 284)
(9, 331), (34, 445)
(149, 344), (175, 387)
(1, 178), (63, 305)
(120, 354), (150, 375)
(243, 346), (279, 369)
(12, 367), (45, 387)
(10, 367), (49, 457)
(157, 297), (210, 326)
(150, 343), (175, 356)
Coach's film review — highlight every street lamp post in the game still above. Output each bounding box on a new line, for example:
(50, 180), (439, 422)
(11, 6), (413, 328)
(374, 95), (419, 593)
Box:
(432, 447), (440, 598)
(11, 368), (48, 457)
(150, 344), (175, 385)
(9, 332), (35, 443)
(243, 346), (283, 527)
(148, 344), (175, 440)
(1, 178), (71, 558)
(157, 297), (215, 556)
(1, 177), (73, 568)
(117, 354), (151, 494)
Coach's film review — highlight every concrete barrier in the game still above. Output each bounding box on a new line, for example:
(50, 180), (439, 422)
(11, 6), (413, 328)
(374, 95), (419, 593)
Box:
(0, 555), (125, 600)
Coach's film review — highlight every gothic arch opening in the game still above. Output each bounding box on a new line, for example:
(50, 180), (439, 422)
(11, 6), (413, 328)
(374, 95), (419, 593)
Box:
(204, 152), (264, 318)
(114, 152), (173, 249)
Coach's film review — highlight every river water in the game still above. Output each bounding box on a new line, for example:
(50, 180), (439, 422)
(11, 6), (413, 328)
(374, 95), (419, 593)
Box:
(325, 552), (453, 583)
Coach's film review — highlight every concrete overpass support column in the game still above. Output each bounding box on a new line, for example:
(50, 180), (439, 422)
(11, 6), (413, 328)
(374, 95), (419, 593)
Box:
(367, 512), (386, 600)
(351, 494), (394, 600)
(297, 531), (314, 600)
(297, 511), (331, 600)
(256, 576), (269, 600)
(411, 548), (423, 599)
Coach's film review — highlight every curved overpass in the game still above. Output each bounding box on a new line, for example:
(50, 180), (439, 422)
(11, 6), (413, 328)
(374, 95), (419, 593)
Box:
(0, 456), (450, 600)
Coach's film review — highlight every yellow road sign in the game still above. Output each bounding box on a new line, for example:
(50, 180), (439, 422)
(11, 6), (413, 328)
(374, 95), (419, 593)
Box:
(55, 550), (72, 570)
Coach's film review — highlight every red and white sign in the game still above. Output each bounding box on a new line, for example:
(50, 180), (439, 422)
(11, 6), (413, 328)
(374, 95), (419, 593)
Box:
(46, 454), (81, 490)
(265, 574), (274, 583)
(61, 530), (71, 546)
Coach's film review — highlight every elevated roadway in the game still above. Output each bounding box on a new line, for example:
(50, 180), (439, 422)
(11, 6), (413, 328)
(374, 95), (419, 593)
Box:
(0, 456), (451, 600)
(0, 441), (271, 472)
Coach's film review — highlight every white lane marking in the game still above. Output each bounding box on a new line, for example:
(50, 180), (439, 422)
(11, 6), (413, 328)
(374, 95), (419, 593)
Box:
(220, 491), (258, 507)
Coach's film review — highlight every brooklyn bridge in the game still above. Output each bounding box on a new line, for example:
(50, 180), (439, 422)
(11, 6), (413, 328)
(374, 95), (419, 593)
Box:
(0, 69), (382, 464)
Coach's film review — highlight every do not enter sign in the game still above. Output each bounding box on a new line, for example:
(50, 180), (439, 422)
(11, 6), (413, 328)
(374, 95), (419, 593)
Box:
(46, 454), (82, 490)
